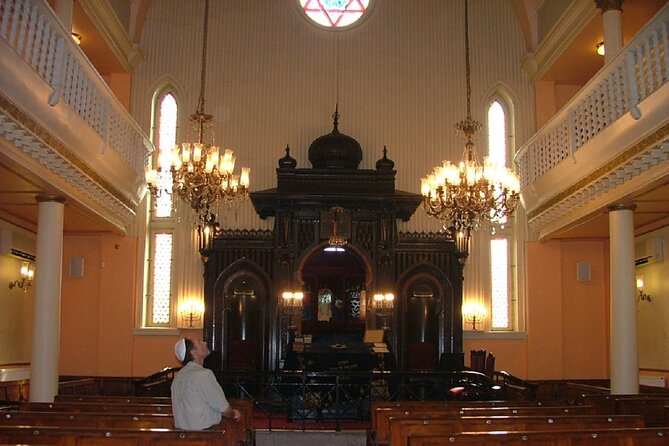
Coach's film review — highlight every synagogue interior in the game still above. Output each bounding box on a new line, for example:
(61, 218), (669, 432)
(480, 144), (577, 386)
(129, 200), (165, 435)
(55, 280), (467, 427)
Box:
(1, 0), (669, 443)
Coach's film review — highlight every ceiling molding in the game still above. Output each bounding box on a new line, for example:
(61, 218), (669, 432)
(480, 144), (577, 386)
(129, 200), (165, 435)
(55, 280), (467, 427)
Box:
(523, 1), (598, 82)
(79, 0), (144, 73)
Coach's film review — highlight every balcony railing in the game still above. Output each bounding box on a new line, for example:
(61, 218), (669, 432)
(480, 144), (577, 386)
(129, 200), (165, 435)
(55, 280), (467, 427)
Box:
(0, 0), (151, 178)
(515, 5), (669, 192)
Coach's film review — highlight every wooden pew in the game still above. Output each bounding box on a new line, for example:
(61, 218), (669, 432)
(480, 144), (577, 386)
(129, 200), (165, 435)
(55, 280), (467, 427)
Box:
(1, 410), (179, 429)
(374, 405), (597, 445)
(5, 397), (253, 446)
(19, 400), (173, 413)
(55, 394), (172, 404)
(406, 427), (669, 446)
(370, 400), (565, 439)
(581, 394), (669, 427)
(389, 415), (644, 446)
(0, 424), (226, 445)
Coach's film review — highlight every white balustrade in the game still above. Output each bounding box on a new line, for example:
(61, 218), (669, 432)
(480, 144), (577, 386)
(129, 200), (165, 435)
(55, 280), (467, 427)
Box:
(516, 4), (669, 189)
(0, 0), (151, 176)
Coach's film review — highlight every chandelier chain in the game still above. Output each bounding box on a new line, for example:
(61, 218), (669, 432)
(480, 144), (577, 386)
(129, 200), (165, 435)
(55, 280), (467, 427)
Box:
(464, 0), (471, 120)
(197, 0), (209, 119)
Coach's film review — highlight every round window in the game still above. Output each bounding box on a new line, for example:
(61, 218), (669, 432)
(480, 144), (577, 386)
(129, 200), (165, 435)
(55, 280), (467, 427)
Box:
(298, 0), (372, 30)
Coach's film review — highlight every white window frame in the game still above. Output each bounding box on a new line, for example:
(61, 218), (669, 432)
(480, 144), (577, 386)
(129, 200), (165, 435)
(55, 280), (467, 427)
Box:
(142, 86), (180, 329)
(487, 94), (518, 332)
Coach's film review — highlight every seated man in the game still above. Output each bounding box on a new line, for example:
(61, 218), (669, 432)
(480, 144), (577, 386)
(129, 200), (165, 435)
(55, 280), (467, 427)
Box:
(171, 338), (241, 430)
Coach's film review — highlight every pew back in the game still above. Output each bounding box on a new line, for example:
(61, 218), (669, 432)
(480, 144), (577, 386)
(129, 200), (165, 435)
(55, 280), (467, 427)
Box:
(406, 427), (669, 446)
(389, 415), (644, 446)
(375, 405), (597, 444)
(0, 425), (226, 445)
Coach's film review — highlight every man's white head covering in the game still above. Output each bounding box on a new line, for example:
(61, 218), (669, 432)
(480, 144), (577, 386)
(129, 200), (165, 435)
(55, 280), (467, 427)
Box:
(174, 338), (187, 362)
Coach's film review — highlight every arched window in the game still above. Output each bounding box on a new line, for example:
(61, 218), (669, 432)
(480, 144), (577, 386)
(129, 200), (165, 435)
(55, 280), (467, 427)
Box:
(487, 98), (515, 331)
(144, 88), (179, 327)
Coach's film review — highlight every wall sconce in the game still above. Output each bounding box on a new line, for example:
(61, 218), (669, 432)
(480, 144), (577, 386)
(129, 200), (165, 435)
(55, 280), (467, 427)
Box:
(282, 291), (303, 329)
(8, 262), (34, 293)
(463, 302), (486, 330)
(179, 300), (204, 328)
(596, 42), (605, 56)
(371, 292), (394, 329)
(636, 277), (651, 303)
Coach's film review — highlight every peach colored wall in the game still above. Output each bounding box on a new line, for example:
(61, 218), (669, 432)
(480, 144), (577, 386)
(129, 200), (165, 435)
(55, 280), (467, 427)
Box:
(534, 81), (583, 129)
(60, 237), (102, 376)
(560, 241), (608, 379)
(524, 240), (609, 380)
(61, 235), (141, 376)
(104, 73), (132, 111)
(61, 234), (205, 377)
(526, 241), (564, 379)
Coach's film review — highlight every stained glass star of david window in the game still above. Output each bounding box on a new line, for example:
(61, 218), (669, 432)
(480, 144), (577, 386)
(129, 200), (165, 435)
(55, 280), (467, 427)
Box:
(299, 0), (371, 29)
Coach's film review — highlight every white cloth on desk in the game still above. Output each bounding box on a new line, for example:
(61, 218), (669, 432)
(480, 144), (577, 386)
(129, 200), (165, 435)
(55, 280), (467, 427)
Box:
(171, 361), (230, 430)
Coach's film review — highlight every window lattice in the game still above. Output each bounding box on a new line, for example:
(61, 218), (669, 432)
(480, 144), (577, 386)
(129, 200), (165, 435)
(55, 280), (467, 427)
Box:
(300, 0), (370, 28)
(155, 93), (177, 217)
(151, 232), (173, 325)
(490, 238), (509, 329)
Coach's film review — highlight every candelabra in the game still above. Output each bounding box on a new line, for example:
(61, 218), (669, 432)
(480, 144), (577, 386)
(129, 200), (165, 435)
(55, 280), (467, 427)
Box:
(282, 291), (304, 329)
(371, 293), (394, 329)
(179, 301), (204, 328)
(463, 302), (485, 330)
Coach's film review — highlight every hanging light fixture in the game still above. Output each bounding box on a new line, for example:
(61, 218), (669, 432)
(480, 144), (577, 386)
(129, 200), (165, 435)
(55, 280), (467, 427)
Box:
(145, 0), (250, 226)
(324, 206), (347, 252)
(420, 0), (520, 263)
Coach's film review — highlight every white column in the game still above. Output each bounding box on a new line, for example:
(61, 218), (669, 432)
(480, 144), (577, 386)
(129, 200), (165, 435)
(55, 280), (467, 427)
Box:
(608, 204), (638, 394)
(30, 196), (65, 402)
(54, 0), (74, 32)
(596, 0), (624, 64)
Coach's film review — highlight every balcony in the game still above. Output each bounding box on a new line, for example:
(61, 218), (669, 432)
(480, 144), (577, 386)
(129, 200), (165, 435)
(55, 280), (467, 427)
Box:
(516, 4), (669, 241)
(0, 0), (152, 234)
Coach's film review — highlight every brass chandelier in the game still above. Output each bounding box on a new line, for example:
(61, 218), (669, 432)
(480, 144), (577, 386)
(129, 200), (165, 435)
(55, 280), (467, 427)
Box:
(420, 0), (520, 262)
(145, 0), (250, 225)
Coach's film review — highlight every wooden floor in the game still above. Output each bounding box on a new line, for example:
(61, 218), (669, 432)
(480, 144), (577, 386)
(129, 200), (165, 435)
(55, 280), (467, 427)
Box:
(255, 429), (367, 446)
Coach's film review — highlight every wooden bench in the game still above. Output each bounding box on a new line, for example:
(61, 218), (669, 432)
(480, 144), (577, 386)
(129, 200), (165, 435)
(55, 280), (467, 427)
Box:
(19, 400), (173, 413)
(55, 394), (172, 404)
(581, 394), (669, 426)
(0, 424), (226, 445)
(370, 400), (566, 437)
(12, 398), (253, 446)
(374, 405), (597, 445)
(389, 415), (644, 446)
(406, 427), (669, 446)
(0, 410), (178, 429)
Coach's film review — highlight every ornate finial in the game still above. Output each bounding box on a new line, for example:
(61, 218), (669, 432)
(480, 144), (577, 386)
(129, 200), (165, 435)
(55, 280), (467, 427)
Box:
(332, 103), (340, 133)
(376, 145), (395, 171)
(278, 144), (297, 169)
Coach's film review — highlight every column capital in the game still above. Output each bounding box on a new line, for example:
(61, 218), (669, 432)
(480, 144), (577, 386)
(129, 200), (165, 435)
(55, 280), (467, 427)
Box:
(608, 203), (636, 212)
(35, 195), (66, 204)
(595, 0), (624, 13)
